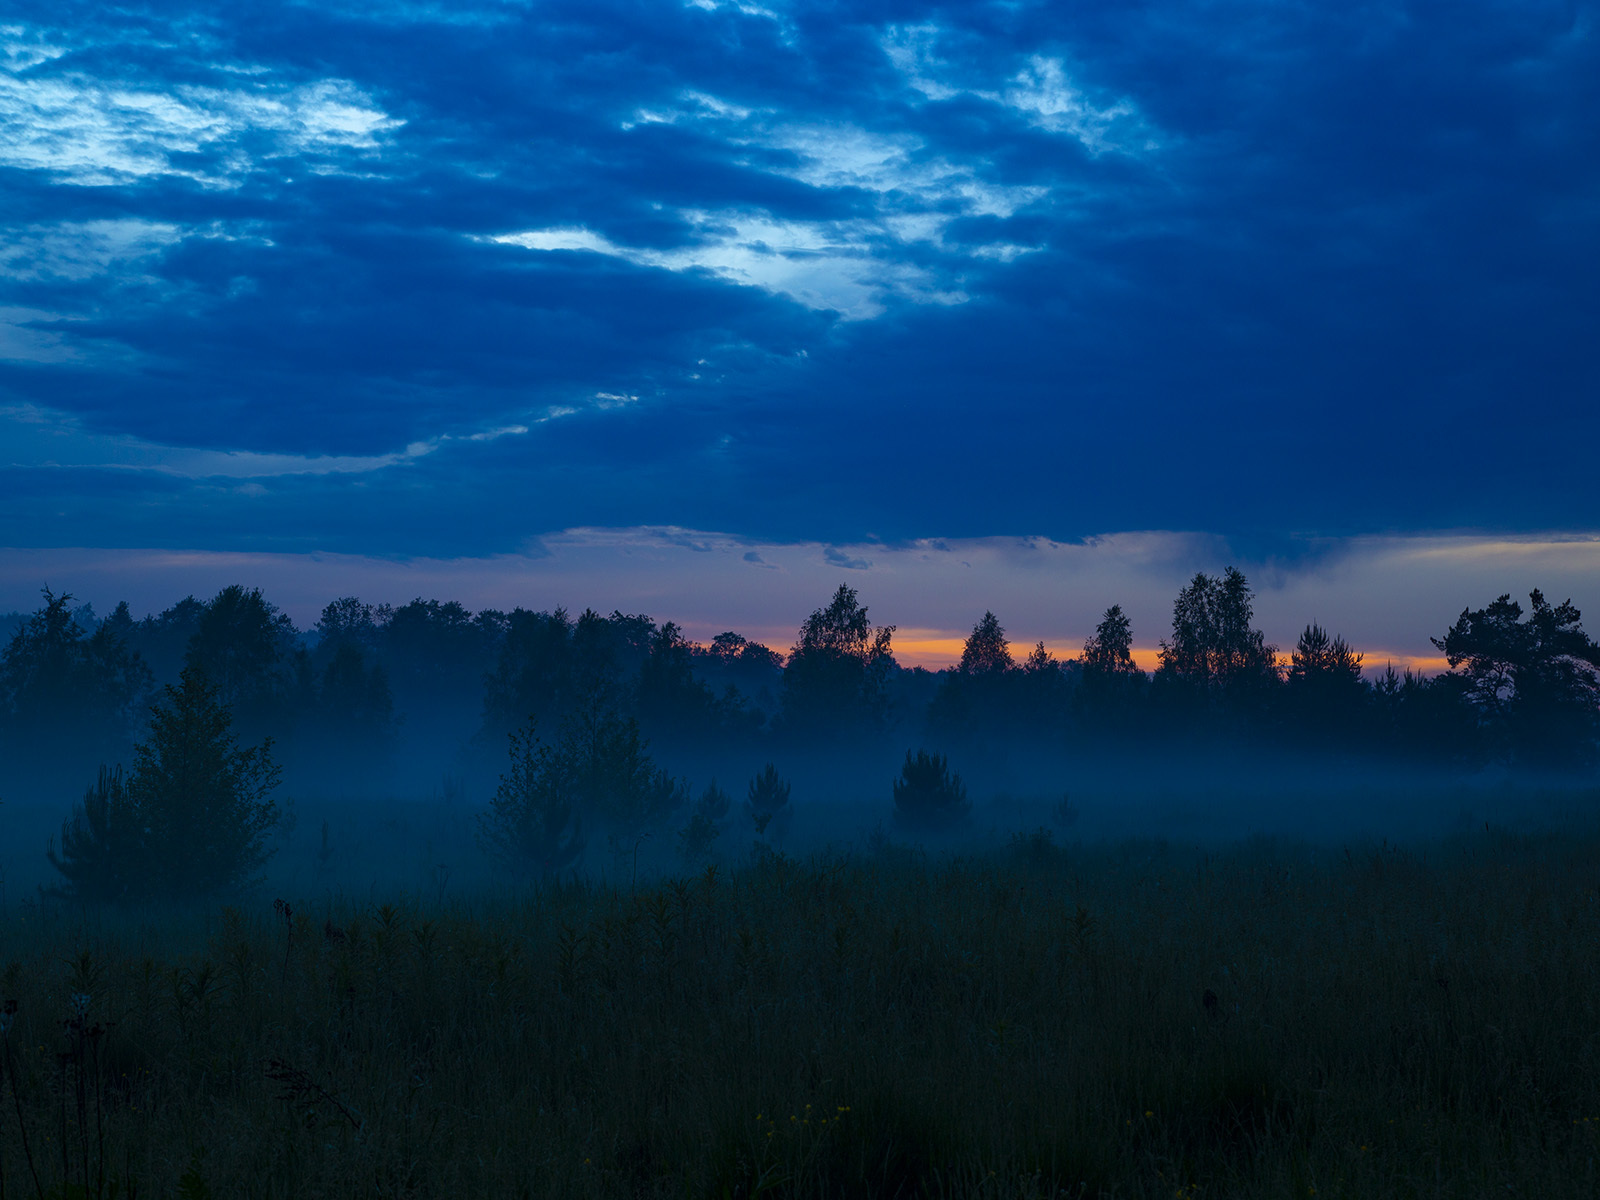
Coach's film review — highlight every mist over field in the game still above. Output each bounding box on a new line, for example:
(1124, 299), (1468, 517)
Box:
(3, 569), (1596, 904)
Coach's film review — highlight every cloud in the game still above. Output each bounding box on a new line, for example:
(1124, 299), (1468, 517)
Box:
(824, 546), (871, 570)
(0, 50), (401, 186)
(881, 25), (1157, 155)
(0, 0), (1594, 562)
(495, 97), (1059, 317)
(0, 219), (182, 281)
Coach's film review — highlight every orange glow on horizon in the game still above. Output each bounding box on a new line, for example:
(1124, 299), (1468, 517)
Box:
(883, 631), (1450, 676)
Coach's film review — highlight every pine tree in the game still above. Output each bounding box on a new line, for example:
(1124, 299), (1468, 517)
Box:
(745, 763), (792, 842)
(49, 666), (281, 902)
(891, 750), (970, 833)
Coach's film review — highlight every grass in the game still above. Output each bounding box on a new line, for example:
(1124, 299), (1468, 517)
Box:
(1, 824), (1599, 1197)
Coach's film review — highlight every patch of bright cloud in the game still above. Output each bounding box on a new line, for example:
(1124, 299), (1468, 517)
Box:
(0, 34), (402, 186)
(684, 0), (782, 22)
(0, 220), (183, 281)
(508, 102), (1055, 317)
(493, 215), (961, 319)
(1004, 57), (1151, 153)
(882, 25), (1157, 156)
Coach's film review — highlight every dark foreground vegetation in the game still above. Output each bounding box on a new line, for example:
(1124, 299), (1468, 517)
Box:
(3, 824), (1600, 1198)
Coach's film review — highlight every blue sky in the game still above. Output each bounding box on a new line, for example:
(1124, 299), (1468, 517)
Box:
(1, 1), (1597, 656)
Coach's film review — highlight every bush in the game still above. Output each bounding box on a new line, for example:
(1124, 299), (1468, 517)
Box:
(891, 750), (970, 833)
(50, 666), (281, 902)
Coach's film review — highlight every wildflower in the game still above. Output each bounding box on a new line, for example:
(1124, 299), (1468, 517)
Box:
(0, 1001), (14, 1037)
(70, 992), (91, 1019)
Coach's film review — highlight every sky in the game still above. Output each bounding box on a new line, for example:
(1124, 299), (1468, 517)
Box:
(1, 0), (1597, 664)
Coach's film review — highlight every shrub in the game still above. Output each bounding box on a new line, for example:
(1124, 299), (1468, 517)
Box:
(891, 750), (970, 833)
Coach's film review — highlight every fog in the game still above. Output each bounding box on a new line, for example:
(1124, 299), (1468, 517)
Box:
(2, 572), (1597, 908)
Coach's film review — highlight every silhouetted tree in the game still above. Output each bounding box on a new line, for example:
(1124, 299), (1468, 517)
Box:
(482, 608), (579, 736)
(185, 586), (297, 737)
(477, 717), (584, 878)
(378, 599), (505, 762)
(678, 780), (732, 863)
(636, 621), (721, 744)
(1156, 568), (1278, 712)
(745, 763), (792, 844)
(891, 750), (970, 833)
(1284, 623), (1368, 742)
(559, 691), (685, 853)
(130, 595), (207, 684)
(1433, 590), (1600, 769)
(0, 588), (151, 785)
(959, 612), (1013, 675)
(308, 641), (396, 785)
(1075, 604), (1144, 730)
(1370, 665), (1479, 766)
(1082, 605), (1139, 679)
(315, 597), (381, 660)
(50, 666), (281, 901)
(780, 584), (896, 741)
(48, 766), (139, 904)
(927, 613), (1061, 749)
(698, 633), (784, 722)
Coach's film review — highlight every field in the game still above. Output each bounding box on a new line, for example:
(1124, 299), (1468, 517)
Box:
(2, 816), (1600, 1198)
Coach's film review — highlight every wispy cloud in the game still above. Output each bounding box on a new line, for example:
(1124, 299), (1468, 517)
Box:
(0, 31), (400, 186)
(881, 25), (1158, 155)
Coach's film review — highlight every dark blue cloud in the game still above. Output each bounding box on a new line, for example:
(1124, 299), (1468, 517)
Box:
(0, 0), (1595, 556)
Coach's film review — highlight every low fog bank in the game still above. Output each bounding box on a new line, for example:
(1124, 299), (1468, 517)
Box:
(4, 768), (1596, 908)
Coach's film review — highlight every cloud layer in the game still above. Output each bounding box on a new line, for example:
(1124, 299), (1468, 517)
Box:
(0, 1), (1596, 557)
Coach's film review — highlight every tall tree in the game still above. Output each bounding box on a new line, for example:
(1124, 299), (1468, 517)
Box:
(780, 584), (896, 741)
(636, 621), (723, 745)
(1284, 623), (1368, 743)
(1432, 590), (1600, 768)
(185, 586), (297, 734)
(958, 612), (1013, 676)
(0, 588), (151, 786)
(1075, 604), (1144, 732)
(1156, 568), (1277, 702)
(49, 666), (281, 901)
(1082, 605), (1139, 680)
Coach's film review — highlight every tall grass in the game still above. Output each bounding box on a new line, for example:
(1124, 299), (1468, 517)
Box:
(1, 826), (1598, 1197)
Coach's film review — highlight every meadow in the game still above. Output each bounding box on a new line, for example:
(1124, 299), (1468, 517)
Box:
(2, 815), (1599, 1198)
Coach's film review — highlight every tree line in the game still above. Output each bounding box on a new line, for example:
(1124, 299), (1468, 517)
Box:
(4, 570), (1599, 900)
